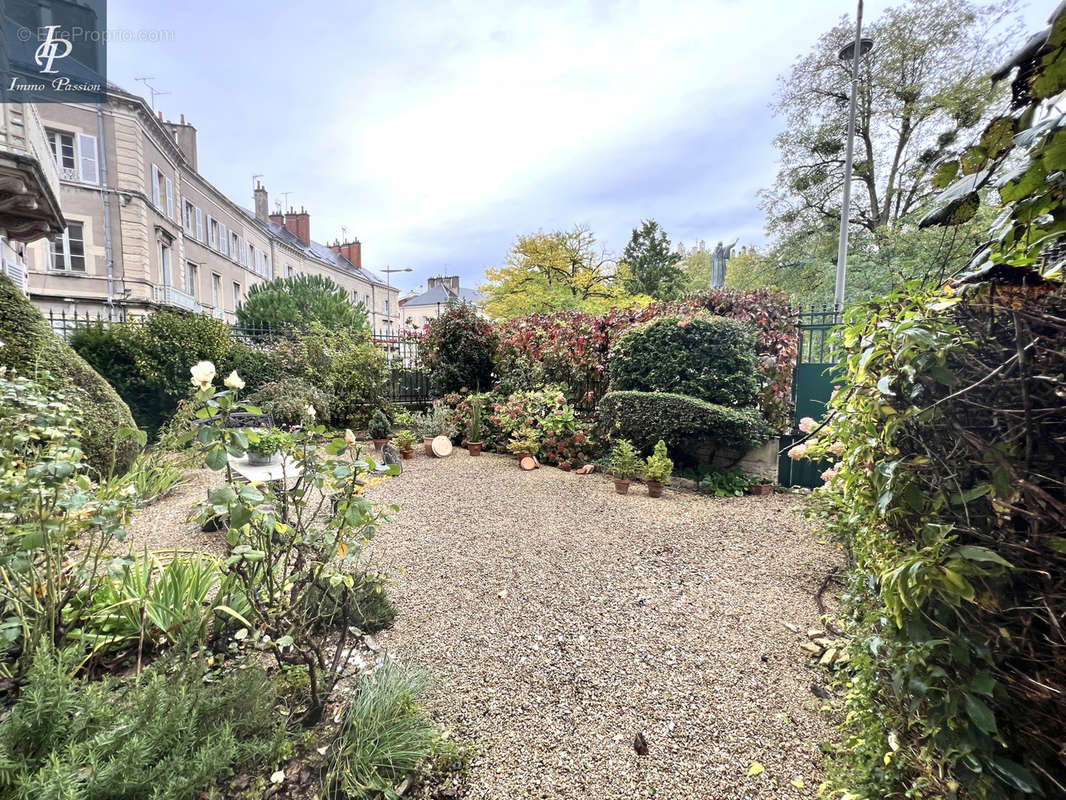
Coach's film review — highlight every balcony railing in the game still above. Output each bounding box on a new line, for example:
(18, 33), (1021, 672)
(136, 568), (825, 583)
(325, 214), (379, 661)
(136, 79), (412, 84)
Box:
(211, 306), (225, 320)
(153, 285), (202, 313)
(0, 102), (63, 242)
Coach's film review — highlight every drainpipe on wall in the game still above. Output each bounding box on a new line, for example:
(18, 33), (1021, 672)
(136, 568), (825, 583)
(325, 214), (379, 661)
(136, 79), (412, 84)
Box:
(96, 106), (115, 319)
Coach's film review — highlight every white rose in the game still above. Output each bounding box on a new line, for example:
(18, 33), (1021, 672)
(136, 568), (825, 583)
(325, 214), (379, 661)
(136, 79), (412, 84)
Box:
(189, 360), (216, 390)
(224, 370), (245, 390)
(344, 428), (357, 445)
(305, 404), (316, 420)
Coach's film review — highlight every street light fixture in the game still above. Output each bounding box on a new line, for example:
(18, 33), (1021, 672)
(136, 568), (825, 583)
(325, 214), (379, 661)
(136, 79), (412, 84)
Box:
(380, 267), (412, 333)
(835, 1), (873, 310)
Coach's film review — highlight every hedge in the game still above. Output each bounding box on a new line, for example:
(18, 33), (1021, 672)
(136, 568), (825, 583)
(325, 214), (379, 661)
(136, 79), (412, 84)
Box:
(608, 314), (759, 407)
(0, 276), (139, 477)
(596, 390), (770, 460)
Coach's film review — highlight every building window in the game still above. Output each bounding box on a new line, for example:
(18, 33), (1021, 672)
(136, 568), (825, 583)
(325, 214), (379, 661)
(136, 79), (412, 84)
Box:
(160, 242), (172, 287)
(286, 263), (294, 278)
(49, 222), (86, 272)
(185, 262), (198, 299)
(248, 243), (256, 272)
(151, 165), (163, 207)
(195, 207), (203, 241)
(232, 281), (241, 307)
(212, 274), (222, 308)
(207, 216), (218, 249)
(182, 198), (195, 233)
(230, 232), (239, 260)
(165, 177), (174, 218)
(47, 130), (75, 174)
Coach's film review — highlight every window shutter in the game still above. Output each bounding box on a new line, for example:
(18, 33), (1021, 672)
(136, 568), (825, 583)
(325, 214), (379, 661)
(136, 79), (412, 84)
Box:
(151, 165), (160, 206)
(77, 133), (98, 184)
(207, 215), (214, 247)
(165, 177), (174, 218)
(195, 207), (203, 241)
(219, 223), (227, 253)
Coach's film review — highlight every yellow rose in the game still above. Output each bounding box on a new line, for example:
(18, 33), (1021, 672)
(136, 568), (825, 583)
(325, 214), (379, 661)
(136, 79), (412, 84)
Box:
(224, 370), (245, 390)
(344, 429), (357, 445)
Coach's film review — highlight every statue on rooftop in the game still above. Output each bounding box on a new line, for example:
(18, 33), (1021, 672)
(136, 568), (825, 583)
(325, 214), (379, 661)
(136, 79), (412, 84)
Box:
(710, 239), (737, 289)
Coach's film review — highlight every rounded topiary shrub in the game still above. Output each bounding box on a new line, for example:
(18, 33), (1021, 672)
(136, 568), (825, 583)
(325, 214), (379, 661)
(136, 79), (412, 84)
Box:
(0, 276), (139, 477)
(597, 390), (769, 463)
(608, 314), (760, 408)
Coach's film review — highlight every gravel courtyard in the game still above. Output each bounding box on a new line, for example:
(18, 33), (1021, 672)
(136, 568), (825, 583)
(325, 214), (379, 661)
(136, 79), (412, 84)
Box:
(365, 450), (840, 799)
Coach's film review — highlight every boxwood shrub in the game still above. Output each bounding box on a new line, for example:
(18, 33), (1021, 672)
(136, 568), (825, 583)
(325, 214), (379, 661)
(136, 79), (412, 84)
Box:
(608, 314), (760, 407)
(597, 390), (769, 460)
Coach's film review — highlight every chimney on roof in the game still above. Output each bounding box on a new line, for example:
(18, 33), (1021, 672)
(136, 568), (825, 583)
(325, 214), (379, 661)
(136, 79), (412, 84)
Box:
(254, 182), (269, 222)
(427, 275), (460, 296)
(328, 236), (362, 268)
(163, 113), (198, 170)
(281, 206), (310, 246)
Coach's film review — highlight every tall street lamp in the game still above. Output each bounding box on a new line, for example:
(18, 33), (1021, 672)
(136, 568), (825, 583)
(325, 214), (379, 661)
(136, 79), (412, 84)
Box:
(380, 267), (412, 334)
(835, 0), (874, 310)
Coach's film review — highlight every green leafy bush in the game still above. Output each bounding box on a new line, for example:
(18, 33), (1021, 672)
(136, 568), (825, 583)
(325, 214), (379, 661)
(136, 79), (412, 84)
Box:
(419, 302), (496, 395)
(0, 277), (139, 477)
(223, 341), (282, 394)
(507, 426), (539, 456)
(71, 311), (233, 436)
(247, 428), (290, 457)
(0, 374), (129, 678)
(0, 649), (285, 799)
(806, 282), (1066, 798)
(294, 323), (387, 428)
(597, 390), (769, 462)
(301, 570), (395, 634)
(237, 273), (369, 333)
(608, 439), (640, 480)
(323, 660), (440, 798)
(250, 377), (332, 427)
(643, 440), (674, 483)
(609, 314), (760, 407)
(696, 467), (758, 497)
(368, 408), (392, 439)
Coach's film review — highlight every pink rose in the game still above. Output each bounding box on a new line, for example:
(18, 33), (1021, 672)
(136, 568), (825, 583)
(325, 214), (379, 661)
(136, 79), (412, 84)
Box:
(830, 441), (846, 457)
(798, 417), (817, 434)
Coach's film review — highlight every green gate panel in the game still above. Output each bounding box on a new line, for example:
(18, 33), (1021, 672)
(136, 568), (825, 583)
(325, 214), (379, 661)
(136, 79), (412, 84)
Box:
(794, 362), (838, 424)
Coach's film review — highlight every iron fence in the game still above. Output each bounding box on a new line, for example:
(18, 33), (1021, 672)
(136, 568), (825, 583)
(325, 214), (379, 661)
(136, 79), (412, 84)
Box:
(793, 303), (841, 365)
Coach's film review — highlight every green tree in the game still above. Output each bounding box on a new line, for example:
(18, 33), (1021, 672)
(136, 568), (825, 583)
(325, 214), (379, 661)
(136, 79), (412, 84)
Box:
(236, 274), (369, 332)
(481, 226), (646, 318)
(620, 220), (686, 300)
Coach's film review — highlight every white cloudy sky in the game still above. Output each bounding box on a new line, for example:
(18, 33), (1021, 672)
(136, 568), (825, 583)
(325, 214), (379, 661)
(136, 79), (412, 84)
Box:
(106, 0), (1047, 293)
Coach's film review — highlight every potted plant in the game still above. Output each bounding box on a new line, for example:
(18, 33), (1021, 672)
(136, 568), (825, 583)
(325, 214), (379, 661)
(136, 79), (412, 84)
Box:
(246, 428), (288, 466)
(507, 427), (540, 462)
(643, 439), (673, 498)
(393, 429), (417, 460)
(609, 439), (640, 495)
(467, 400), (484, 456)
(368, 409), (391, 450)
(750, 477), (774, 496)
(558, 461), (572, 472)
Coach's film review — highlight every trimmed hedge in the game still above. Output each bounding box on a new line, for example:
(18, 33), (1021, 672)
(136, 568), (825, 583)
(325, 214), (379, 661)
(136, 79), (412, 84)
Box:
(0, 276), (139, 477)
(597, 390), (770, 460)
(608, 314), (759, 407)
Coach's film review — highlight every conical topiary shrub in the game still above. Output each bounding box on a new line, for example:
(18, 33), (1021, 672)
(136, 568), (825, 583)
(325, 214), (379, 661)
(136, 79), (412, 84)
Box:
(0, 275), (140, 477)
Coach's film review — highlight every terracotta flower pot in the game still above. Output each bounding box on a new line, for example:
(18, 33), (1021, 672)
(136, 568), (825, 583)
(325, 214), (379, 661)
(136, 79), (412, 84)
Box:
(751, 482), (774, 496)
(647, 480), (664, 498)
(373, 438), (388, 451)
(468, 442), (483, 456)
(424, 436), (435, 456)
(614, 479), (631, 495)
(401, 449), (414, 460)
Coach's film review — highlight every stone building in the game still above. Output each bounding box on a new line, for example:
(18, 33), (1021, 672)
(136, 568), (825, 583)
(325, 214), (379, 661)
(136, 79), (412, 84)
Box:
(399, 275), (483, 330)
(19, 85), (399, 333)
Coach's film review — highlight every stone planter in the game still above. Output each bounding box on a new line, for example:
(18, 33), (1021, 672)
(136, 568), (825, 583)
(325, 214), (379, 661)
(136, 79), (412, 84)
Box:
(647, 480), (664, 498)
(614, 479), (631, 495)
(751, 482), (774, 496)
(247, 451), (277, 467)
(468, 441), (483, 456)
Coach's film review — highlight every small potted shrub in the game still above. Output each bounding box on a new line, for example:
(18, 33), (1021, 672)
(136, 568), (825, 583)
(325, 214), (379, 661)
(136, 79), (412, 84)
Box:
(643, 439), (673, 498)
(393, 429), (417, 460)
(507, 427), (540, 462)
(246, 428), (288, 466)
(467, 400), (484, 456)
(750, 477), (774, 496)
(609, 439), (640, 495)
(368, 409), (391, 450)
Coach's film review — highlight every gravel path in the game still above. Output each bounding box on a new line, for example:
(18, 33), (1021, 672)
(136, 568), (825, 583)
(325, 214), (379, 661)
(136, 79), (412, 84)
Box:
(365, 450), (841, 799)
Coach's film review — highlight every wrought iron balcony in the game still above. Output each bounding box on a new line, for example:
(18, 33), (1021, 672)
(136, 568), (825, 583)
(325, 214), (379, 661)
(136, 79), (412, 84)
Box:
(153, 284), (202, 313)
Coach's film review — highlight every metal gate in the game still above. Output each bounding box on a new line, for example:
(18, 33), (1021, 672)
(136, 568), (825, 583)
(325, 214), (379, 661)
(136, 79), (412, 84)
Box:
(778, 305), (841, 488)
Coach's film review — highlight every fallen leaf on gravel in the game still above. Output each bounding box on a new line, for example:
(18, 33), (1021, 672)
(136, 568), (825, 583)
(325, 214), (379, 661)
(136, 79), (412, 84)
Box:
(747, 762), (765, 777)
(792, 778), (806, 788)
(270, 770), (285, 784)
(633, 732), (649, 755)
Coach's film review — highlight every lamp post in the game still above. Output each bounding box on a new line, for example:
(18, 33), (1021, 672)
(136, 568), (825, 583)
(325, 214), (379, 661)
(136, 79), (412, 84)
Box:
(835, 0), (873, 310)
(380, 267), (412, 335)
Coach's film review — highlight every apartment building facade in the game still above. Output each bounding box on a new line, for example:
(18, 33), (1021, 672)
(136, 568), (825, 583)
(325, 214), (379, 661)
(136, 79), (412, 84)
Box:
(399, 275), (484, 330)
(21, 86), (399, 333)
